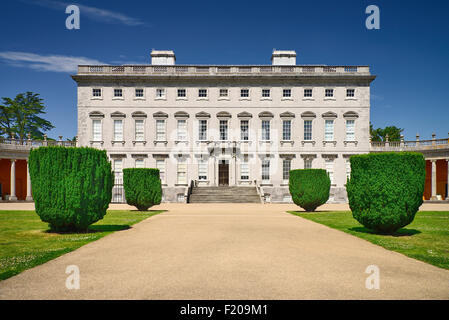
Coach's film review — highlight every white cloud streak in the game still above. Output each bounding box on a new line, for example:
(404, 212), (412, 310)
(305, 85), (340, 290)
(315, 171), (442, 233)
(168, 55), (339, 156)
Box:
(21, 0), (146, 26)
(0, 51), (105, 73)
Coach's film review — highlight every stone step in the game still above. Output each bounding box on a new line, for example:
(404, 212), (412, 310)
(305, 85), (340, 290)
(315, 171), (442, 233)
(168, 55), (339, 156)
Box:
(189, 186), (261, 203)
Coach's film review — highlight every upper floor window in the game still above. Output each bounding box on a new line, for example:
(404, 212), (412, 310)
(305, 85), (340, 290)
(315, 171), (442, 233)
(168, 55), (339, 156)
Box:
(240, 120), (249, 141)
(283, 89), (292, 98)
(198, 119), (207, 141)
(156, 119), (166, 141)
(135, 88), (144, 97)
(262, 89), (271, 98)
(113, 119), (123, 141)
(156, 88), (165, 99)
(198, 89), (208, 98)
(219, 120), (228, 141)
(92, 88), (102, 97)
(325, 120), (334, 141)
(219, 88), (228, 97)
(346, 120), (355, 141)
(92, 119), (102, 141)
(240, 89), (249, 98)
(304, 89), (313, 97)
(135, 119), (144, 141)
(282, 120), (291, 141)
(325, 89), (334, 98)
(261, 120), (270, 140)
(177, 119), (187, 141)
(114, 88), (123, 97)
(304, 120), (312, 141)
(346, 89), (355, 98)
(177, 89), (186, 98)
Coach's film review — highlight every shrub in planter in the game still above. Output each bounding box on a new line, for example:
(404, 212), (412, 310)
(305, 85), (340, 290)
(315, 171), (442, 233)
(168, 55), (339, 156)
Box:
(289, 169), (331, 212)
(123, 168), (162, 211)
(346, 152), (425, 233)
(29, 146), (113, 232)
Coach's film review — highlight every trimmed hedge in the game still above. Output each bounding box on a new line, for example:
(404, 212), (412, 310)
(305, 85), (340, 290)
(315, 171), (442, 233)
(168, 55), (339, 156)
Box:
(29, 146), (113, 231)
(123, 168), (162, 211)
(289, 169), (331, 212)
(346, 152), (426, 233)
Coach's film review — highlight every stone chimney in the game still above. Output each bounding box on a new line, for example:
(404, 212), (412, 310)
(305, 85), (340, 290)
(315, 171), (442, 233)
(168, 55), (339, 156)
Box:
(271, 50), (296, 65)
(151, 50), (176, 65)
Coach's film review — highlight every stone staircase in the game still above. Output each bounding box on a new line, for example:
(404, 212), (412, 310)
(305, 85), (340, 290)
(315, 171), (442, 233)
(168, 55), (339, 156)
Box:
(188, 186), (262, 203)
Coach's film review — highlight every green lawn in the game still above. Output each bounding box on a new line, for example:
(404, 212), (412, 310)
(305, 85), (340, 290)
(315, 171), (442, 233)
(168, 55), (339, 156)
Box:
(288, 211), (449, 270)
(0, 210), (163, 281)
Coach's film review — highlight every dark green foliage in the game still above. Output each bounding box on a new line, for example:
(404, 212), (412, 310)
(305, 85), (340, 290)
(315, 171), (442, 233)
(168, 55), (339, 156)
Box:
(29, 146), (113, 231)
(346, 152), (426, 233)
(289, 169), (331, 212)
(370, 123), (404, 142)
(123, 168), (162, 211)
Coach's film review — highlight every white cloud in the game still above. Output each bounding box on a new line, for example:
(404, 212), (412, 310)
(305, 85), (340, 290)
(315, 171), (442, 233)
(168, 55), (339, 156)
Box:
(21, 0), (146, 26)
(0, 51), (105, 73)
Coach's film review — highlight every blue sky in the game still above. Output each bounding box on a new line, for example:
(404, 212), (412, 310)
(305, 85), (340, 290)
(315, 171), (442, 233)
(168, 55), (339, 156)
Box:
(1, 0), (448, 140)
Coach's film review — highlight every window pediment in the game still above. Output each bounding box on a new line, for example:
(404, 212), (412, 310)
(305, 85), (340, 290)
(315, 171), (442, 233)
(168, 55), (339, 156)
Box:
(132, 111), (147, 118)
(322, 111), (337, 119)
(153, 111), (168, 119)
(89, 111), (104, 118)
(110, 111), (126, 118)
(174, 111), (190, 119)
(343, 111), (359, 119)
(280, 111), (295, 119)
(237, 111), (253, 118)
(258, 111), (274, 118)
(217, 111), (232, 119)
(301, 111), (316, 119)
(195, 111), (211, 119)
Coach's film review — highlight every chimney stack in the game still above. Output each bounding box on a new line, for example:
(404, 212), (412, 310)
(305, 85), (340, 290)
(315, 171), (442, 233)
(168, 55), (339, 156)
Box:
(151, 50), (176, 65)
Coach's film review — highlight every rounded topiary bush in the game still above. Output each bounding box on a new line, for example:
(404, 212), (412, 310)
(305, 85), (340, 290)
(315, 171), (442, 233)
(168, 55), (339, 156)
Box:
(29, 146), (113, 232)
(346, 152), (426, 234)
(123, 168), (162, 211)
(289, 169), (331, 212)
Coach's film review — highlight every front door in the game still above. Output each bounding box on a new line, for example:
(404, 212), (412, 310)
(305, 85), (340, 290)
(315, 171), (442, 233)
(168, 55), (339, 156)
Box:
(218, 161), (229, 186)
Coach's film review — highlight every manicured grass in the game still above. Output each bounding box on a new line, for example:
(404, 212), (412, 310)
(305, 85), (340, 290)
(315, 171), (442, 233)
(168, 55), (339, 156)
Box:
(0, 210), (163, 280)
(288, 211), (449, 270)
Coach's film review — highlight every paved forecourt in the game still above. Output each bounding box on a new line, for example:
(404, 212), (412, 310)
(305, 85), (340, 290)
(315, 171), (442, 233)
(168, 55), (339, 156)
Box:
(0, 203), (448, 299)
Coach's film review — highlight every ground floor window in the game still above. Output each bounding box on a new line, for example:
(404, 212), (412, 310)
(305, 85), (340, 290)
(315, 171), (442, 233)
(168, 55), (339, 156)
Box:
(325, 158), (334, 185)
(177, 159), (187, 185)
(198, 159), (207, 180)
(156, 159), (166, 184)
(240, 158), (249, 180)
(262, 159), (270, 181)
(304, 158), (313, 169)
(283, 159), (291, 180)
(135, 158), (144, 168)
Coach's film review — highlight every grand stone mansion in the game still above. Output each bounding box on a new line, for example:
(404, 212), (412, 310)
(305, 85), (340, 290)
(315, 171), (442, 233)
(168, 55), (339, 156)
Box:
(0, 50), (447, 203)
(71, 50), (374, 203)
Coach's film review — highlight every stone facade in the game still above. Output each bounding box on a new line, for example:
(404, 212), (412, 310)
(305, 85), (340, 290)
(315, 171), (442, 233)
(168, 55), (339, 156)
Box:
(72, 50), (376, 203)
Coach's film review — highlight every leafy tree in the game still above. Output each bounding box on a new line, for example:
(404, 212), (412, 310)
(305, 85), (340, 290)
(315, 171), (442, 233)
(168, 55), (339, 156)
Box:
(0, 92), (54, 141)
(123, 168), (162, 211)
(289, 169), (331, 212)
(370, 123), (404, 142)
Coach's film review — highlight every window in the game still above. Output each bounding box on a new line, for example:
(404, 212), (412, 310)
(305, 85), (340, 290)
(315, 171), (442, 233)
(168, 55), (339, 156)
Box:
(156, 159), (166, 184)
(219, 89), (228, 97)
(240, 158), (249, 180)
(261, 120), (270, 140)
(283, 89), (292, 98)
(283, 159), (291, 180)
(135, 159), (144, 168)
(304, 120), (312, 141)
(92, 119), (102, 141)
(177, 89), (186, 98)
(346, 89), (355, 97)
(262, 159), (270, 181)
(325, 89), (334, 97)
(113, 119), (123, 141)
(325, 120), (334, 141)
(156, 88), (165, 98)
(198, 120), (207, 141)
(262, 89), (270, 98)
(177, 119), (187, 141)
(220, 120), (228, 140)
(345, 158), (351, 181)
(198, 89), (207, 98)
(135, 119), (144, 141)
(177, 194), (185, 202)
(240, 120), (249, 141)
(240, 89), (249, 98)
(304, 158), (312, 169)
(325, 158), (334, 184)
(346, 120), (355, 141)
(198, 159), (207, 181)
(177, 159), (187, 185)
(282, 120), (291, 140)
(92, 88), (101, 97)
(113, 159), (123, 181)
(304, 89), (313, 97)
(156, 119), (166, 141)
(135, 88), (144, 97)
(114, 88), (123, 97)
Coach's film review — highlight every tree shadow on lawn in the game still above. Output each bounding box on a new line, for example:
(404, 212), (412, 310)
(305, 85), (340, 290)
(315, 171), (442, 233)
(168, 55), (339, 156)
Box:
(349, 226), (421, 237)
(44, 224), (131, 234)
